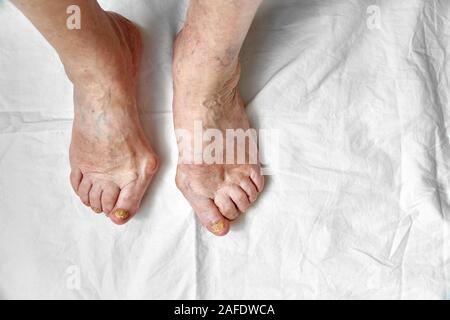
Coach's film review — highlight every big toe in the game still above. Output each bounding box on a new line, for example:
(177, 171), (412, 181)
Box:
(109, 175), (154, 225)
(190, 196), (230, 236)
(109, 189), (141, 224)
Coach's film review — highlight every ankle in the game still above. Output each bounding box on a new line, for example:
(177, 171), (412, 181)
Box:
(62, 14), (135, 87)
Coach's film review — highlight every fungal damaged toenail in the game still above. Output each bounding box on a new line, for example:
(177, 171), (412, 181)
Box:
(211, 220), (224, 234)
(114, 209), (129, 220)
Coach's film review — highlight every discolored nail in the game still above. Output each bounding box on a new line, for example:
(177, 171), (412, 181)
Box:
(92, 207), (102, 214)
(114, 209), (129, 220)
(211, 220), (224, 234)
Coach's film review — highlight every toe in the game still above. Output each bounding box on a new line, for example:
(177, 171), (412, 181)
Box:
(189, 196), (230, 236)
(100, 183), (120, 215)
(240, 177), (258, 203)
(228, 185), (251, 212)
(109, 179), (148, 225)
(70, 168), (82, 193)
(77, 178), (93, 207)
(250, 167), (265, 192)
(214, 193), (239, 220)
(88, 183), (103, 214)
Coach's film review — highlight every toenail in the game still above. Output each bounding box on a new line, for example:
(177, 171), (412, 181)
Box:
(114, 209), (129, 220)
(92, 207), (102, 214)
(211, 220), (224, 234)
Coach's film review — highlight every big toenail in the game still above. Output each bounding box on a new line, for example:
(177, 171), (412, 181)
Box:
(211, 221), (224, 234)
(114, 209), (129, 220)
(92, 207), (102, 214)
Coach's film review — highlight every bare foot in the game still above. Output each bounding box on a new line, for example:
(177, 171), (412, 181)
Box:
(172, 30), (264, 236)
(68, 12), (158, 224)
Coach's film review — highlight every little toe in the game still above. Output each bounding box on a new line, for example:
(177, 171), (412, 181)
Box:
(70, 168), (82, 193)
(77, 178), (93, 207)
(240, 178), (258, 203)
(250, 167), (265, 192)
(228, 185), (251, 212)
(88, 183), (103, 214)
(214, 193), (239, 220)
(100, 183), (120, 215)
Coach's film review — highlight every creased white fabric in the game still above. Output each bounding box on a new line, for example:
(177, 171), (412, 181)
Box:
(0, 0), (449, 299)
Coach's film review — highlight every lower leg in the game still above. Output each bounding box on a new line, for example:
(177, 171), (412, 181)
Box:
(173, 0), (264, 236)
(174, 0), (262, 81)
(12, 0), (159, 223)
(12, 0), (125, 82)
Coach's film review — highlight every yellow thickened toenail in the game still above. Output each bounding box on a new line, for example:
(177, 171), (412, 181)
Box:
(92, 207), (102, 214)
(211, 221), (224, 234)
(114, 209), (129, 220)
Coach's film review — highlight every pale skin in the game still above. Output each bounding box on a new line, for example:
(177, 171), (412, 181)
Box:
(11, 0), (264, 236)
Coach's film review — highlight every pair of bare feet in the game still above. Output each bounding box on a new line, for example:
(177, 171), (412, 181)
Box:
(67, 12), (264, 236)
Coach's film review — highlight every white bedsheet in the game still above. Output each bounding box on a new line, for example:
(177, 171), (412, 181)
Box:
(0, 0), (449, 299)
